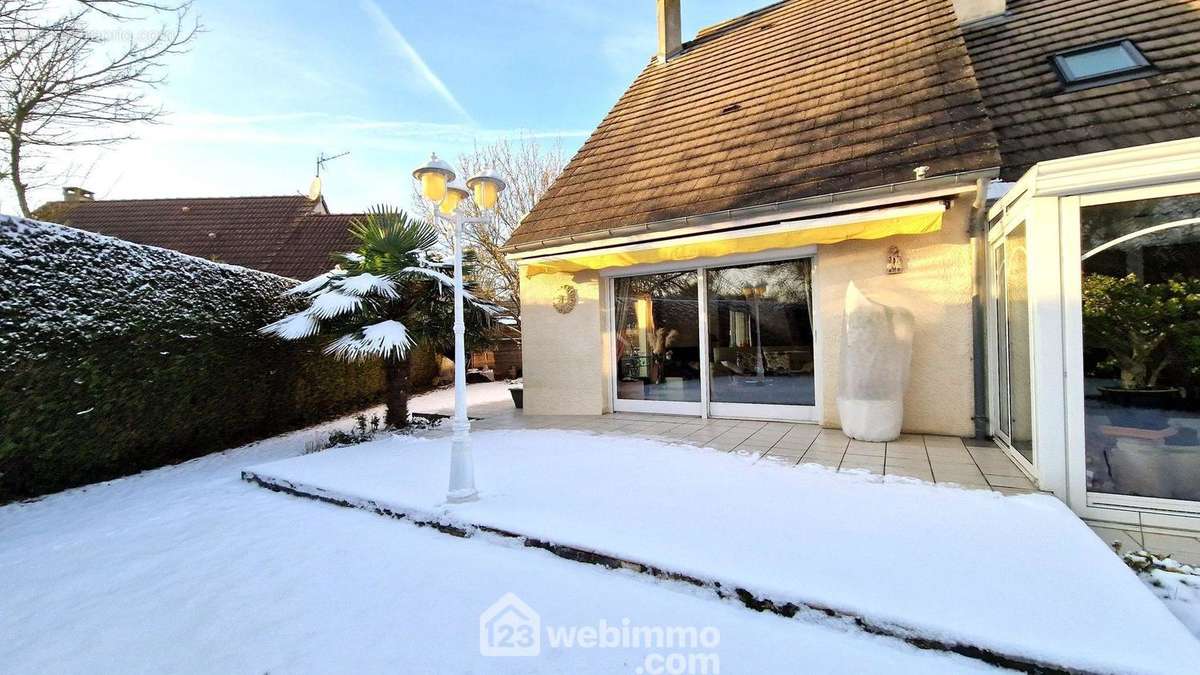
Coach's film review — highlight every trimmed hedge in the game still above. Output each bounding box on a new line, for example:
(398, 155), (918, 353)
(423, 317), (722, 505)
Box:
(0, 215), (384, 501)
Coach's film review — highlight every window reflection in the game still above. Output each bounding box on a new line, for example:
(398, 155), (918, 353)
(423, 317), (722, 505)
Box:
(614, 272), (701, 402)
(1003, 225), (1033, 463)
(706, 259), (815, 406)
(1081, 194), (1200, 502)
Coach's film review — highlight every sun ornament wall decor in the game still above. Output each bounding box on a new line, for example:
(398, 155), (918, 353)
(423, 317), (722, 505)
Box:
(553, 285), (578, 314)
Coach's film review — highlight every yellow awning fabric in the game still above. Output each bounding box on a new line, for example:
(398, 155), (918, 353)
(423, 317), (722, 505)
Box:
(521, 207), (943, 277)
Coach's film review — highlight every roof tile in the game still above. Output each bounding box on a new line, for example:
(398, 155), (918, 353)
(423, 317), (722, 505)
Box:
(963, 0), (1200, 179)
(507, 0), (1000, 249)
(32, 195), (360, 280)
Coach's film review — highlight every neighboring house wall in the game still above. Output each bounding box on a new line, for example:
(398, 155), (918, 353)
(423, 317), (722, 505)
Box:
(816, 196), (977, 436)
(519, 269), (610, 415)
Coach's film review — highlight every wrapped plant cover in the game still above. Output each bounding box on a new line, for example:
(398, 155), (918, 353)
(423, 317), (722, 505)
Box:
(837, 282), (914, 442)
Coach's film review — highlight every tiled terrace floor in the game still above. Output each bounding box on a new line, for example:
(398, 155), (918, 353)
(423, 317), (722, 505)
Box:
(470, 409), (1041, 495)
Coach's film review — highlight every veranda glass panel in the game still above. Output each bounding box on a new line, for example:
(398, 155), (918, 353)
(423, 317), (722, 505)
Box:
(1005, 225), (1034, 463)
(706, 259), (815, 406)
(613, 271), (701, 402)
(1080, 193), (1200, 502)
(995, 242), (1012, 439)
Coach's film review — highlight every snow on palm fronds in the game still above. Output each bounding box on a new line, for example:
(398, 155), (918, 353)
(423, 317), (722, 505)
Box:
(284, 269), (342, 297)
(305, 291), (362, 320)
(325, 320), (413, 361)
(334, 273), (398, 298)
(260, 312), (321, 339)
(260, 205), (500, 362)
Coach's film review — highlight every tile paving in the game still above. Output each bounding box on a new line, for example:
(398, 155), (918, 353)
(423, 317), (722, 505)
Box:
(469, 407), (1040, 495)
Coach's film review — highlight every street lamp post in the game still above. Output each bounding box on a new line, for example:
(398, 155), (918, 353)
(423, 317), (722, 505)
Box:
(413, 153), (506, 503)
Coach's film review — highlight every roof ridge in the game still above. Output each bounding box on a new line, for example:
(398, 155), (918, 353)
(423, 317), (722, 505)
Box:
(44, 194), (316, 205)
(692, 0), (790, 43)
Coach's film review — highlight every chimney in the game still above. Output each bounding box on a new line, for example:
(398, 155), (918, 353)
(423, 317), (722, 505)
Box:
(656, 0), (682, 63)
(951, 0), (1006, 24)
(62, 186), (94, 202)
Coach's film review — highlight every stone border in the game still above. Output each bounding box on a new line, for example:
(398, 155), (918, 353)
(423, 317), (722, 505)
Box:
(242, 470), (1081, 675)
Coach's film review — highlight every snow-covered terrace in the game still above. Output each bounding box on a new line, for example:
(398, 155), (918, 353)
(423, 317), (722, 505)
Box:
(243, 383), (1200, 674)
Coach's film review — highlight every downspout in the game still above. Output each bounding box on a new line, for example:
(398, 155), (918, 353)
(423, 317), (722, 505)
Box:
(969, 177), (991, 440)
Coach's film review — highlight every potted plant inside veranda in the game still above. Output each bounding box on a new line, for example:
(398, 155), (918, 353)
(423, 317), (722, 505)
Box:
(1081, 273), (1200, 417)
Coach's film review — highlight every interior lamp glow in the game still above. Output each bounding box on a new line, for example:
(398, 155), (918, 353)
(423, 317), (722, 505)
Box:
(467, 168), (506, 211)
(413, 153), (455, 204)
(440, 178), (470, 216)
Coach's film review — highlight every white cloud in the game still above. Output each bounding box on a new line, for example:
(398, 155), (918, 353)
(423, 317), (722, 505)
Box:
(0, 109), (588, 215)
(358, 0), (473, 123)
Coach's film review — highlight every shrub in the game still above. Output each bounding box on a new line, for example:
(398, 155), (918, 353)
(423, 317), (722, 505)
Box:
(0, 215), (384, 501)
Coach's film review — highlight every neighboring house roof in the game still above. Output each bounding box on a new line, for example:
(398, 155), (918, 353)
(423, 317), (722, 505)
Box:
(31, 195), (359, 280)
(963, 0), (1200, 180)
(506, 0), (1001, 249)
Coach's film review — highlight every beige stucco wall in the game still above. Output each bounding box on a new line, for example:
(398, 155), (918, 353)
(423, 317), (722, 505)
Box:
(816, 196), (977, 436)
(518, 268), (611, 415)
(518, 196), (979, 434)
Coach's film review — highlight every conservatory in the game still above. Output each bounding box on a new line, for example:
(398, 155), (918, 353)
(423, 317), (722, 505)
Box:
(988, 138), (1200, 530)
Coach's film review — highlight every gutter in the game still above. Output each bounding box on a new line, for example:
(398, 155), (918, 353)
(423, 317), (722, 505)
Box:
(503, 168), (999, 258)
(969, 177), (992, 440)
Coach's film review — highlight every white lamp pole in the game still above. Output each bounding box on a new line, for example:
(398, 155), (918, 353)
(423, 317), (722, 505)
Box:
(413, 154), (506, 503)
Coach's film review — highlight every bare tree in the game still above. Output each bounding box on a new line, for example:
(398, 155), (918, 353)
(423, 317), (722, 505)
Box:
(411, 134), (566, 312)
(0, 0), (198, 215)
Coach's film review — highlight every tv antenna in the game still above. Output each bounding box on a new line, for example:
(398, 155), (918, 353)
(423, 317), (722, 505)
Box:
(316, 151), (349, 177)
(308, 151), (349, 201)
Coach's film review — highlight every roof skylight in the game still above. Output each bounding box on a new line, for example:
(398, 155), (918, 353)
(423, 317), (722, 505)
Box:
(1051, 40), (1153, 88)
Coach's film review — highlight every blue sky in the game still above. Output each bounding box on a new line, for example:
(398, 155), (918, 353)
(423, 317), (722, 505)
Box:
(8, 0), (768, 214)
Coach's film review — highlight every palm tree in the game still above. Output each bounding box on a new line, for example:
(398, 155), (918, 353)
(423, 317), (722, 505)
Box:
(261, 206), (498, 427)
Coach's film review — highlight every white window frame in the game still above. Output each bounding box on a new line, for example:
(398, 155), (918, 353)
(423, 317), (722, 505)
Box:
(603, 246), (821, 422)
(1064, 179), (1200, 528)
(986, 208), (1041, 484)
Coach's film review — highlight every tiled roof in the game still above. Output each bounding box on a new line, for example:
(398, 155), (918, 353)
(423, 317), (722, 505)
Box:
(32, 195), (359, 280)
(506, 0), (1000, 249)
(963, 0), (1200, 180)
(264, 214), (363, 280)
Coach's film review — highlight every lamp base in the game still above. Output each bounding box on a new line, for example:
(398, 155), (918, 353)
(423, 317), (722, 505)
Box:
(446, 487), (479, 503)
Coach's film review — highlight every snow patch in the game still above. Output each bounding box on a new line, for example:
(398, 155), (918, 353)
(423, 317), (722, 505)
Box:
(325, 320), (413, 360)
(0, 404), (993, 674)
(247, 430), (1200, 674)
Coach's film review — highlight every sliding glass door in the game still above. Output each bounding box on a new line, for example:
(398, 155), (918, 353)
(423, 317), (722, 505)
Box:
(611, 255), (817, 420)
(613, 271), (702, 414)
(990, 226), (1034, 465)
(706, 259), (816, 420)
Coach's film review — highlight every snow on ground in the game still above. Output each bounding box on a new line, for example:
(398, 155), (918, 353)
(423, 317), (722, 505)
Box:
(407, 379), (514, 416)
(246, 430), (1200, 674)
(0, 399), (993, 674)
(1151, 568), (1200, 636)
(1127, 553), (1200, 636)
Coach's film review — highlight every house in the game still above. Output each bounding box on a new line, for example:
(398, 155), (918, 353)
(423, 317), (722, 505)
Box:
(32, 187), (360, 280)
(503, 0), (1200, 535)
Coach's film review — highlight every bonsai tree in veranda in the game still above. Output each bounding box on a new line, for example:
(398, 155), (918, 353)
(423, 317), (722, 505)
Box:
(261, 206), (499, 427)
(1081, 272), (1200, 392)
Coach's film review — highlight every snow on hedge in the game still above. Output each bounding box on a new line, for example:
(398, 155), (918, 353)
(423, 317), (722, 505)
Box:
(0, 214), (299, 368)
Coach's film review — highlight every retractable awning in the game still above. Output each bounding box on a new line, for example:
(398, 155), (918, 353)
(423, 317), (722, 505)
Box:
(519, 201), (946, 277)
